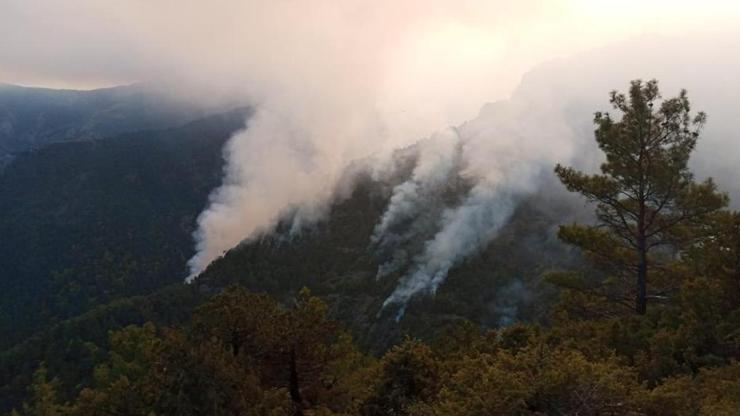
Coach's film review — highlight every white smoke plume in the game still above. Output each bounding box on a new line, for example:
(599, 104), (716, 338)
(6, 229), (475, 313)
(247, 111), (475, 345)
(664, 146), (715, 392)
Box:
(371, 128), (461, 278)
(380, 32), (740, 315)
(372, 128), (460, 245)
(383, 183), (519, 317)
(382, 86), (579, 315)
(183, 0), (606, 278)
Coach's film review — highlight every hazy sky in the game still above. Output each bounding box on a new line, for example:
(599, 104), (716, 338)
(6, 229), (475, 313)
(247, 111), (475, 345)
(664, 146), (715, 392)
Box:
(2, 0), (739, 123)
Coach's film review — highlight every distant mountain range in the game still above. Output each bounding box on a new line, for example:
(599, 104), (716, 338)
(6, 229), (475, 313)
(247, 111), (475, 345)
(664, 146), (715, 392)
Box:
(0, 82), (239, 166)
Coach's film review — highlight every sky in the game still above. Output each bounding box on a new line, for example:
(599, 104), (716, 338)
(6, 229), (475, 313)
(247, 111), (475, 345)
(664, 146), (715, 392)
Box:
(2, 0), (739, 127)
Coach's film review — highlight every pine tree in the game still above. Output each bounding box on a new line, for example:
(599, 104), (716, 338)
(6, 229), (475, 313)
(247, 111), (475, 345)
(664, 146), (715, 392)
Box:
(20, 365), (66, 416)
(555, 79), (727, 314)
(362, 339), (440, 416)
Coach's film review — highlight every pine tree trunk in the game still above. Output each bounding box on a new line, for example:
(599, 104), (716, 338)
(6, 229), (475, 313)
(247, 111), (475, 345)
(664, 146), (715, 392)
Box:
(636, 187), (648, 315)
(637, 168), (648, 315)
(289, 348), (303, 416)
(636, 236), (648, 315)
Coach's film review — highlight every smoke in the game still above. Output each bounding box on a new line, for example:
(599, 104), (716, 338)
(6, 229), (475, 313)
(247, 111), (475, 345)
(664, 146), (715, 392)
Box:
(188, 28), (740, 305)
(382, 85), (579, 316)
(3, 2), (740, 286)
(370, 128), (461, 279)
(493, 280), (533, 327)
(187, 99), (383, 278)
(383, 184), (518, 317)
(372, 128), (460, 244)
(181, 0), (607, 277)
(379, 31), (740, 316)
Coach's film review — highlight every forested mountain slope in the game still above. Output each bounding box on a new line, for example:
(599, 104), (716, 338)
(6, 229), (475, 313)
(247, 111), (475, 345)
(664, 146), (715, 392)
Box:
(194, 169), (581, 351)
(0, 109), (250, 348)
(0, 137), (582, 411)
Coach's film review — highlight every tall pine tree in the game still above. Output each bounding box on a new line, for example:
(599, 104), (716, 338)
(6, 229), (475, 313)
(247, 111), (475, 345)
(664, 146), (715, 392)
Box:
(555, 79), (727, 314)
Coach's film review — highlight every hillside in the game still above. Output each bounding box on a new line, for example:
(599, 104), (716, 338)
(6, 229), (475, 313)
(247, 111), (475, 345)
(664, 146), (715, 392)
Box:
(0, 109), (250, 348)
(193, 166), (581, 351)
(0, 136), (583, 411)
(0, 75), (591, 410)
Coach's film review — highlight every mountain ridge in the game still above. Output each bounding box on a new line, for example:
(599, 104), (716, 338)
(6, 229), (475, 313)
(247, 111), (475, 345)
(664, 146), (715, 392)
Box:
(0, 82), (242, 166)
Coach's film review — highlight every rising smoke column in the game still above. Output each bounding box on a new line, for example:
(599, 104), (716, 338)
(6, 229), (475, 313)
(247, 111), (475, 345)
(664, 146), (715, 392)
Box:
(379, 32), (740, 317)
(371, 127), (461, 278)
(187, 96), (389, 279)
(179, 4), (740, 284)
(187, 108), (334, 280)
(183, 3), (539, 280)
(382, 94), (579, 318)
(372, 128), (460, 243)
(178, 1), (637, 280)
(382, 182), (519, 318)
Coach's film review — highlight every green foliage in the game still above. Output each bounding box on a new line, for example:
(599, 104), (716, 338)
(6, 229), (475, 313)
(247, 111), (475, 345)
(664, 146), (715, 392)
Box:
(555, 79), (728, 314)
(1, 121), (580, 412)
(56, 286), (377, 416)
(17, 365), (66, 416)
(362, 339), (440, 416)
(8, 268), (740, 416)
(415, 326), (644, 415)
(641, 362), (740, 415)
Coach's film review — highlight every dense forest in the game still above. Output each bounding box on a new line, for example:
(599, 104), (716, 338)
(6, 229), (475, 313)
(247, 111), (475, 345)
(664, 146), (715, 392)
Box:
(4, 81), (740, 415)
(0, 109), (250, 348)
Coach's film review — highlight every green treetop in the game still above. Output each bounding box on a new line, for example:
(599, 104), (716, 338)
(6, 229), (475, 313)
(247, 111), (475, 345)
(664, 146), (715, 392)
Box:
(555, 79), (728, 315)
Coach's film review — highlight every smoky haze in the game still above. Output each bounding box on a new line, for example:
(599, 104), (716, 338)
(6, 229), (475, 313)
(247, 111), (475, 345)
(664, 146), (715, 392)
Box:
(381, 32), (740, 312)
(2, 2), (740, 299)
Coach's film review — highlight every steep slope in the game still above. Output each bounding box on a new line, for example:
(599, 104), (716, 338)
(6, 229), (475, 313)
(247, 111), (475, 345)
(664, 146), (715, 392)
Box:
(193, 162), (582, 351)
(0, 109), (250, 347)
